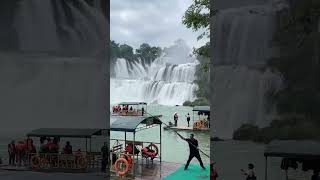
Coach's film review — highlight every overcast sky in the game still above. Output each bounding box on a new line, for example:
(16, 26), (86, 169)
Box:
(110, 0), (207, 49)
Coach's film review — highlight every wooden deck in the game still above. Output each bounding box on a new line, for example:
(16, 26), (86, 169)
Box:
(110, 160), (182, 180)
(163, 125), (209, 132)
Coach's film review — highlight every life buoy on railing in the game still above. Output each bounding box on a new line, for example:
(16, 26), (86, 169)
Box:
(115, 157), (129, 176)
(77, 156), (87, 169)
(201, 120), (205, 127)
(193, 122), (200, 129)
(40, 157), (49, 169)
(31, 155), (40, 169)
(122, 154), (133, 168)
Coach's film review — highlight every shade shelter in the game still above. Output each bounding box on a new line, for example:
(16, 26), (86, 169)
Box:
(110, 114), (163, 176)
(192, 106), (210, 121)
(118, 102), (147, 106)
(264, 140), (320, 180)
(27, 128), (108, 152)
(25, 128), (109, 172)
(192, 106), (210, 113)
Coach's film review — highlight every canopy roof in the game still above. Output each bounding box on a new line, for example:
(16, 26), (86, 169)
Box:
(193, 106), (210, 113)
(110, 115), (162, 132)
(264, 140), (320, 159)
(27, 128), (108, 138)
(118, 102), (147, 105)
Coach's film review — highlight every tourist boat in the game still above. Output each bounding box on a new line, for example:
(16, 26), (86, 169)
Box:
(112, 102), (147, 116)
(163, 106), (210, 131)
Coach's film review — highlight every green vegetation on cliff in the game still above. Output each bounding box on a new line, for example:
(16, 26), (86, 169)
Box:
(110, 40), (162, 65)
(182, 0), (210, 106)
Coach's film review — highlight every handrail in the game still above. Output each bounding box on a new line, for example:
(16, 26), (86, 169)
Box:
(110, 139), (160, 145)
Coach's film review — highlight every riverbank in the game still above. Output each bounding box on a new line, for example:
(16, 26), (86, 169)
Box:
(233, 118), (320, 143)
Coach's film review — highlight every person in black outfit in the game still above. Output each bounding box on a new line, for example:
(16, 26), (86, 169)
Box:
(178, 133), (205, 170)
(63, 141), (73, 154)
(8, 140), (16, 165)
(312, 170), (320, 180)
(101, 142), (108, 173)
(186, 113), (191, 127)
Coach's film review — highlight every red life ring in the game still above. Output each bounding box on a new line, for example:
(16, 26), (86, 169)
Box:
(77, 156), (87, 169)
(31, 155), (40, 169)
(142, 144), (159, 158)
(40, 158), (49, 169)
(122, 154), (133, 168)
(125, 144), (133, 154)
(193, 122), (200, 129)
(115, 157), (129, 176)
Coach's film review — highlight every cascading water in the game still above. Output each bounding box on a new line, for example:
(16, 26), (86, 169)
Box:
(0, 1), (108, 133)
(212, 1), (285, 139)
(111, 55), (198, 106)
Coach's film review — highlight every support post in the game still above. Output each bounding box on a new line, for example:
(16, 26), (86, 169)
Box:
(90, 138), (92, 153)
(265, 156), (268, 180)
(160, 123), (162, 179)
(160, 124), (162, 163)
(85, 138), (88, 152)
(132, 131), (135, 176)
(193, 111), (194, 126)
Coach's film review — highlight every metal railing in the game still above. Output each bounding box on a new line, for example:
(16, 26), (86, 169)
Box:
(26, 152), (102, 171)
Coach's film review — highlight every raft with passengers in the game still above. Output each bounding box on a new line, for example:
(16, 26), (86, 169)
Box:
(112, 102), (147, 116)
(164, 106), (210, 131)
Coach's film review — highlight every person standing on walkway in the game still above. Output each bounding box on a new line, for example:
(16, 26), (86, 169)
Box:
(8, 140), (16, 165)
(174, 112), (179, 126)
(185, 113), (191, 127)
(178, 133), (205, 170)
(101, 142), (108, 173)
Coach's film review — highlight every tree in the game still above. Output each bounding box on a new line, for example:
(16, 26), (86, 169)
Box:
(118, 44), (136, 61)
(110, 40), (162, 65)
(181, 0), (211, 105)
(182, 0), (210, 58)
(136, 43), (162, 64)
(110, 40), (120, 60)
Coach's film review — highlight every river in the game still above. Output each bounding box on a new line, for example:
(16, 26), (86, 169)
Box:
(213, 140), (312, 180)
(110, 104), (210, 165)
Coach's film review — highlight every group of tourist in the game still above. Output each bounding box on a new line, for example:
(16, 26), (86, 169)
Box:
(7, 137), (81, 166)
(171, 112), (191, 127)
(7, 139), (36, 166)
(112, 105), (145, 116)
(112, 105), (130, 113)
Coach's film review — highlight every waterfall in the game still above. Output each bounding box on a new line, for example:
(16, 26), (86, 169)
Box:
(1, 0), (107, 54)
(111, 56), (198, 106)
(0, 1), (108, 132)
(212, 1), (284, 139)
